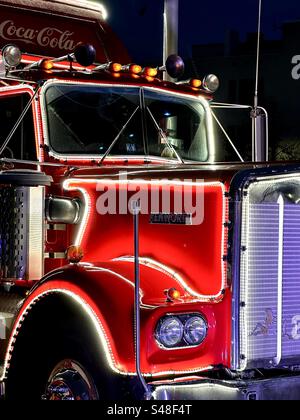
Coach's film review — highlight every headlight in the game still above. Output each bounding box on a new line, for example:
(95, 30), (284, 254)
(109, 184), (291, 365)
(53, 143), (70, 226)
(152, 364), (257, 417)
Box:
(184, 316), (207, 345)
(156, 317), (183, 348)
(155, 313), (208, 349)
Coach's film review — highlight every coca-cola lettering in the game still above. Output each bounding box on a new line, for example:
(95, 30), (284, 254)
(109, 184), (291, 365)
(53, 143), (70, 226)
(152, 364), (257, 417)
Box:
(0, 20), (77, 51)
(37, 28), (76, 50)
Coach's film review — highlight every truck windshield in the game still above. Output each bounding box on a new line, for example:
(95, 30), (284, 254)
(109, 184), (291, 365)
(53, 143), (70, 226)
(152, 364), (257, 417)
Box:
(44, 84), (209, 162)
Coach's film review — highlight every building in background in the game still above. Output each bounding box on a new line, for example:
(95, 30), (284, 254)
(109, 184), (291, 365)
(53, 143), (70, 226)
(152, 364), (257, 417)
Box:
(189, 21), (300, 161)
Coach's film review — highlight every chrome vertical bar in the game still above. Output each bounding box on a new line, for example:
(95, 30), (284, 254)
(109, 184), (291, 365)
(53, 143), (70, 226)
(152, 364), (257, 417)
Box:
(274, 194), (284, 366)
(132, 200), (151, 399)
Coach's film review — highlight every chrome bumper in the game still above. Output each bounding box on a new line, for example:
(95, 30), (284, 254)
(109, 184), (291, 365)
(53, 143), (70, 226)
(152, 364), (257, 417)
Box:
(151, 375), (300, 400)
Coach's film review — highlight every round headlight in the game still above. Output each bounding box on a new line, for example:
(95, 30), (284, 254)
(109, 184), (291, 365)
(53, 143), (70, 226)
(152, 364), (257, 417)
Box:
(203, 74), (220, 93)
(2, 45), (22, 67)
(156, 317), (183, 348)
(184, 316), (207, 346)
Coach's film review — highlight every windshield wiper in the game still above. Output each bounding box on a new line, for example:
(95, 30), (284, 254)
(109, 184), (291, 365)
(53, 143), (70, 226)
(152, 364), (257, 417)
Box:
(99, 106), (139, 165)
(146, 107), (184, 164)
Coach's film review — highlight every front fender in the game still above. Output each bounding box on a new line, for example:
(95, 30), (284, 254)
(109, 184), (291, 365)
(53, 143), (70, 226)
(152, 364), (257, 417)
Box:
(10, 262), (139, 377)
(2, 261), (231, 381)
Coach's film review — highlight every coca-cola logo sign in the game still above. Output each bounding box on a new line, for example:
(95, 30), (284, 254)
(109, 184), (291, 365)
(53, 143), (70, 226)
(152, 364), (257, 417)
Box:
(0, 19), (79, 52)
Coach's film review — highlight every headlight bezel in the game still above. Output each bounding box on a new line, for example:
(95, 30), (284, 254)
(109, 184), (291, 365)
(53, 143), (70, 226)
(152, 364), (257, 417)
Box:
(155, 316), (184, 349)
(155, 313), (208, 350)
(183, 315), (208, 346)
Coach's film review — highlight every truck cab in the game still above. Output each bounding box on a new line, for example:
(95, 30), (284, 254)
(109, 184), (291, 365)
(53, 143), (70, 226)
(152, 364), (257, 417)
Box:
(0, 0), (300, 401)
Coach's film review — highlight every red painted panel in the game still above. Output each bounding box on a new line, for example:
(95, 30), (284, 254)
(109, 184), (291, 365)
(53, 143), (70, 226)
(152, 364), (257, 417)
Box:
(0, 0), (130, 63)
(65, 179), (227, 300)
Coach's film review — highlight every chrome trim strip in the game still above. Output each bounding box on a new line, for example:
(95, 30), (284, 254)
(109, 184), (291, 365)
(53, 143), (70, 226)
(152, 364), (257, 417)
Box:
(231, 198), (243, 370)
(132, 201), (151, 398)
(274, 195), (284, 366)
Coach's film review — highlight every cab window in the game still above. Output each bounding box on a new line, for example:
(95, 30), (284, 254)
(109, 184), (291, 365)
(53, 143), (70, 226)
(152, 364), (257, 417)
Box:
(0, 93), (37, 160)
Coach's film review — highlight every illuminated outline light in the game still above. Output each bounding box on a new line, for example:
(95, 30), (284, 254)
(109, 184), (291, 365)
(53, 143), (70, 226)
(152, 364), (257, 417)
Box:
(81, 264), (156, 309)
(0, 285), (214, 381)
(238, 175), (299, 371)
(63, 179), (227, 299)
(113, 256), (225, 302)
(56, 0), (108, 19)
(39, 80), (216, 163)
(0, 286), (120, 381)
(152, 382), (241, 400)
(63, 183), (91, 246)
(274, 195), (284, 366)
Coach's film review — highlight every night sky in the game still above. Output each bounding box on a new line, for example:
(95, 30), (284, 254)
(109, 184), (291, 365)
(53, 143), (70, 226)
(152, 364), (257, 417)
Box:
(100, 0), (300, 64)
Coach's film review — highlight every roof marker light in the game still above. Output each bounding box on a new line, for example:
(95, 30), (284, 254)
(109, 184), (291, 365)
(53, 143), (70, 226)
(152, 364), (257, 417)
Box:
(190, 79), (202, 89)
(123, 64), (142, 75)
(110, 62), (122, 72)
(143, 67), (158, 77)
(40, 59), (54, 71)
(145, 76), (155, 83)
(94, 62), (122, 73)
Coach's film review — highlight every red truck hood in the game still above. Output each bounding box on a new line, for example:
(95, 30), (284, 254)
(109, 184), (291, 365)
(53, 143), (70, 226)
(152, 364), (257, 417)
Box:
(63, 162), (300, 303)
(62, 164), (240, 303)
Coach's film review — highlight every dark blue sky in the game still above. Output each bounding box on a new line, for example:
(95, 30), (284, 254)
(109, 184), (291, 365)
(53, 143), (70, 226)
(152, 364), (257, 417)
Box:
(100, 0), (300, 63)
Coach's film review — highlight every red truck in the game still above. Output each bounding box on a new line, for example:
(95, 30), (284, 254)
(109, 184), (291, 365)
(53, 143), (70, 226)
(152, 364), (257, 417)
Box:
(0, 0), (300, 401)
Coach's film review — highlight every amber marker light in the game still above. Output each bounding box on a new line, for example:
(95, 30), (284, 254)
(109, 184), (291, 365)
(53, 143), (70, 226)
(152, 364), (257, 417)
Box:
(109, 62), (122, 72)
(165, 288), (181, 302)
(145, 76), (155, 83)
(143, 67), (158, 77)
(123, 64), (142, 75)
(131, 64), (142, 74)
(66, 245), (84, 264)
(190, 79), (202, 89)
(40, 59), (54, 71)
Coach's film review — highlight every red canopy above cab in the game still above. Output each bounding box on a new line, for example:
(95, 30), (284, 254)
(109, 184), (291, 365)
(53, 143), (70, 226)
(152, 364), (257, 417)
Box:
(0, 0), (130, 63)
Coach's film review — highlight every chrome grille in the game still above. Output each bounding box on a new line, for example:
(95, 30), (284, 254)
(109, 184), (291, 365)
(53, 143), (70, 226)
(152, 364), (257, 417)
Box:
(282, 205), (300, 358)
(238, 176), (300, 370)
(0, 187), (27, 279)
(0, 185), (45, 281)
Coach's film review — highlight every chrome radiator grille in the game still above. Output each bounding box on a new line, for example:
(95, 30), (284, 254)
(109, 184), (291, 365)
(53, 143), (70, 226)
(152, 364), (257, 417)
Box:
(238, 176), (300, 370)
(0, 185), (45, 281)
(0, 187), (27, 280)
